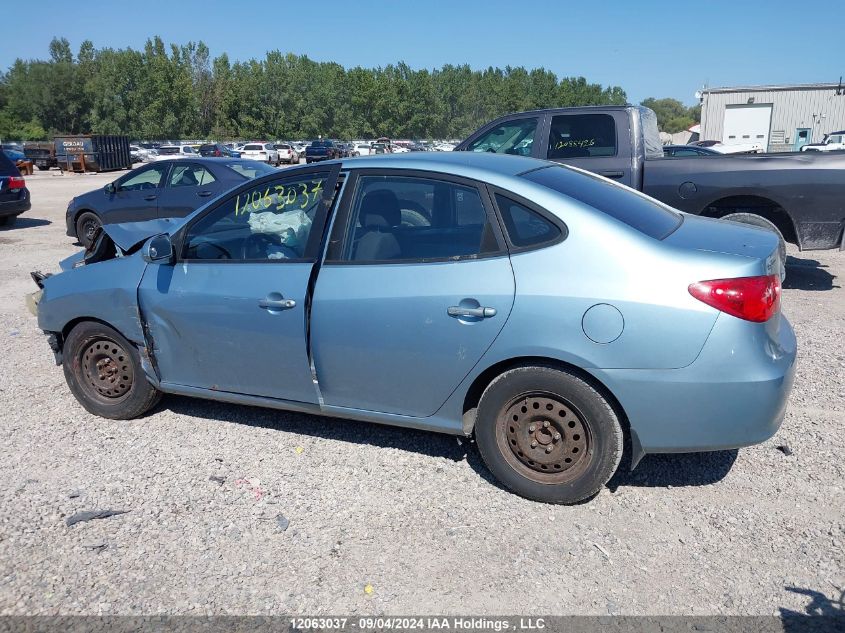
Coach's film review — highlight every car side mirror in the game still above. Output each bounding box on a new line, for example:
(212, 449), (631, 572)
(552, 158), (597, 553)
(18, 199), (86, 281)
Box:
(142, 234), (174, 264)
(104, 182), (116, 194)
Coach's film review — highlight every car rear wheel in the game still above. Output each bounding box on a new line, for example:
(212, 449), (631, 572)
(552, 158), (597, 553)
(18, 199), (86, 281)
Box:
(75, 212), (101, 249)
(63, 321), (161, 420)
(475, 366), (623, 504)
(0, 215), (13, 227)
(721, 212), (787, 280)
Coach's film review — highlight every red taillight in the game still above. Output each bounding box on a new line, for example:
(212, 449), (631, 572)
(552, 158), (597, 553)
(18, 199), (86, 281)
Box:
(689, 274), (781, 322)
(214, 149), (221, 156)
(8, 176), (25, 190)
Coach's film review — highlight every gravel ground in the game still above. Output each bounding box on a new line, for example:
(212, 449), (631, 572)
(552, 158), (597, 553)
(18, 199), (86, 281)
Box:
(0, 169), (843, 616)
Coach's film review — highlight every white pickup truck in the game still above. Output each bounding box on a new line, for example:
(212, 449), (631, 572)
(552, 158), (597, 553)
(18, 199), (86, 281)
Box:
(801, 131), (845, 152)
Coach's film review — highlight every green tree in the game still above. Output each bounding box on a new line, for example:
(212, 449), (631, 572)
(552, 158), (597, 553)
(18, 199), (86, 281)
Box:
(641, 97), (700, 133)
(0, 37), (630, 141)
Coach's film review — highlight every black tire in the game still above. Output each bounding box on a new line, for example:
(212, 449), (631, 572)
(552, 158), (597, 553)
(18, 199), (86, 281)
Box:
(63, 321), (162, 420)
(37, 165), (50, 171)
(721, 212), (787, 280)
(0, 215), (12, 227)
(75, 211), (101, 249)
(475, 366), (623, 504)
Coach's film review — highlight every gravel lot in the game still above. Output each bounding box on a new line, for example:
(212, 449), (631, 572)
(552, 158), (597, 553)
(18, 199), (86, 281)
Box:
(0, 169), (842, 616)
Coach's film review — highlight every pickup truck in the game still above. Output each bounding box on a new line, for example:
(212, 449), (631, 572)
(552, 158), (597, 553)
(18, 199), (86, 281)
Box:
(455, 105), (845, 252)
(305, 139), (341, 163)
(801, 130), (845, 152)
(23, 142), (58, 171)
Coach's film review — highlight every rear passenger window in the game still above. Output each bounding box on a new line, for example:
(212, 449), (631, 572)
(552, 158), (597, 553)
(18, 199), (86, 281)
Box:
(547, 114), (617, 158)
(336, 175), (500, 262)
(495, 195), (561, 248)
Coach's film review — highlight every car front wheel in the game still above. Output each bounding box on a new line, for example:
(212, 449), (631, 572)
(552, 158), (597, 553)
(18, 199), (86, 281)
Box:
(63, 321), (162, 420)
(475, 366), (623, 504)
(75, 211), (101, 249)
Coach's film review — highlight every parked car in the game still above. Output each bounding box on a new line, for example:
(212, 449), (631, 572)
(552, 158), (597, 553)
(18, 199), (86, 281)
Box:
(65, 158), (278, 248)
(354, 143), (372, 157)
(3, 149), (25, 162)
(0, 150), (31, 226)
(240, 142), (280, 165)
(305, 139), (341, 163)
(152, 145), (197, 161)
(129, 145), (157, 163)
(800, 131), (845, 152)
(662, 144), (722, 157)
(198, 143), (241, 158)
(456, 105), (845, 256)
(30, 152), (795, 504)
(273, 143), (299, 164)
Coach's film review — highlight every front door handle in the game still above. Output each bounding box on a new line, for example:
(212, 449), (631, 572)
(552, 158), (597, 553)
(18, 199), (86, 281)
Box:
(197, 190), (213, 197)
(600, 171), (624, 179)
(258, 294), (296, 310)
(447, 306), (497, 318)
(144, 194), (158, 201)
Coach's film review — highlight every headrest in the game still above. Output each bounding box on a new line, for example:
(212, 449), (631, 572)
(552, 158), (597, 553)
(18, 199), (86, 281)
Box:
(359, 189), (401, 228)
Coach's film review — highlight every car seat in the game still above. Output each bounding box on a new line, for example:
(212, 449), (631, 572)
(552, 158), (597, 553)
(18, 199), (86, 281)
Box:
(354, 189), (402, 260)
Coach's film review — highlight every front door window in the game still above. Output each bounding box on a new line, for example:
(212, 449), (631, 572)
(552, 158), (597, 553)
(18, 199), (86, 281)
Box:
(465, 118), (538, 156)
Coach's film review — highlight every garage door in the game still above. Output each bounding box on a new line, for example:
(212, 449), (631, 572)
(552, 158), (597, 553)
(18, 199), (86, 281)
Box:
(723, 104), (772, 151)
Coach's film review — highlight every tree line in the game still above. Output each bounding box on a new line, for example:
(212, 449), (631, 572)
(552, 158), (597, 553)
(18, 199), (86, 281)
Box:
(0, 37), (698, 142)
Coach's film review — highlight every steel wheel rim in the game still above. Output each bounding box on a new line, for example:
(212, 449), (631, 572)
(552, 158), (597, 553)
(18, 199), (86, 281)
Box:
(80, 337), (133, 402)
(496, 392), (592, 484)
(82, 219), (99, 241)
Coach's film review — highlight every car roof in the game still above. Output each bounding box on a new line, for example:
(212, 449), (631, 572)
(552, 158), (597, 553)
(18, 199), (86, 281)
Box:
(827, 130), (845, 135)
(310, 151), (554, 179)
(149, 157), (260, 167)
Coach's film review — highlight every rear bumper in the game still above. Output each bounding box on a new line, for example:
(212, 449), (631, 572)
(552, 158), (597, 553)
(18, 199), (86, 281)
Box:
(0, 190), (31, 218)
(592, 313), (797, 455)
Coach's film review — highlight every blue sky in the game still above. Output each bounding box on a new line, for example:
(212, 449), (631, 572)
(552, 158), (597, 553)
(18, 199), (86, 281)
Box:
(4, 0), (842, 105)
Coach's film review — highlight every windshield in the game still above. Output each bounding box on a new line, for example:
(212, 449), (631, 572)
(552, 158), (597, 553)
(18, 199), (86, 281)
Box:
(522, 165), (682, 239)
(243, 144), (263, 151)
(311, 140), (327, 147)
(158, 147), (180, 155)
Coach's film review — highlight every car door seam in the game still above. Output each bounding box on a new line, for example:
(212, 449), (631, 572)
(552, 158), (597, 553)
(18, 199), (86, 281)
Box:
(305, 166), (345, 408)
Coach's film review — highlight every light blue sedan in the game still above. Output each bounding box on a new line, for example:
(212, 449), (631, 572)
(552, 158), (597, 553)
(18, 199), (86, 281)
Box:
(30, 152), (796, 503)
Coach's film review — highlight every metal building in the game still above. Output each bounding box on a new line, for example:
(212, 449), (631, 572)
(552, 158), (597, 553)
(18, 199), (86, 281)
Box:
(699, 82), (845, 152)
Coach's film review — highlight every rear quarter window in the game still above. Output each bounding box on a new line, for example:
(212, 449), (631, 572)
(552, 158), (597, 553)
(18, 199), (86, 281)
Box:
(522, 165), (681, 239)
(495, 194), (562, 249)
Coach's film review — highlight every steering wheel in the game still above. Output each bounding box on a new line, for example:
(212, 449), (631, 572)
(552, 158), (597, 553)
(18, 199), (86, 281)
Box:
(241, 233), (299, 260)
(192, 241), (231, 260)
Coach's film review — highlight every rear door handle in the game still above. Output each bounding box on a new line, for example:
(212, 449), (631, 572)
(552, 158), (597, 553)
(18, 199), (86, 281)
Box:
(144, 194), (158, 201)
(258, 295), (296, 310)
(600, 171), (624, 179)
(447, 306), (497, 318)
(197, 190), (213, 197)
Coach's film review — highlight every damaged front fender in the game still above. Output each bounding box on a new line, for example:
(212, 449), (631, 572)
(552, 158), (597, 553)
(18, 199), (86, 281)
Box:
(37, 252), (151, 350)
